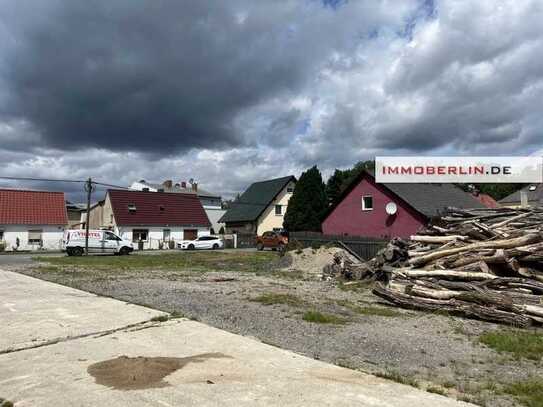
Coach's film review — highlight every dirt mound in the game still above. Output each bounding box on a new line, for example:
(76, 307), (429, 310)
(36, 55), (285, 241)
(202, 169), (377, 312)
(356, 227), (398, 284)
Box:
(87, 353), (229, 390)
(281, 246), (345, 278)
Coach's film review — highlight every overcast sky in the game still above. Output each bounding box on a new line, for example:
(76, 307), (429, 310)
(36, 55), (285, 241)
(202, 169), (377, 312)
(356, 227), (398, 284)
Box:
(1, 0), (542, 201)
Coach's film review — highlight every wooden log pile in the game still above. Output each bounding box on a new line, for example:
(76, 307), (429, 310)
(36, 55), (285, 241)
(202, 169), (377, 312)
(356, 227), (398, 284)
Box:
(369, 207), (543, 326)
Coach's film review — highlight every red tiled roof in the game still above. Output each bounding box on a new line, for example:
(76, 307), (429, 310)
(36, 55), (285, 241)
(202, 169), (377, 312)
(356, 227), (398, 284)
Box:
(474, 193), (500, 209)
(108, 189), (210, 227)
(0, 189), (68, 225)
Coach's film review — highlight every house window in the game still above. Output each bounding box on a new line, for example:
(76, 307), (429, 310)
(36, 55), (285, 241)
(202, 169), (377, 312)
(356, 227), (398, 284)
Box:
(132, 229), (149, 241)
(275, 205), (282, 215)
(28, 229), (43, 244)
(0, 230), (4, 240)
(159, 205), (165, 212)
(362, 196), (373, 211)
(163, 229), (171, 241)
(128, 203), (137, 212)
(287, 187), (294, 193)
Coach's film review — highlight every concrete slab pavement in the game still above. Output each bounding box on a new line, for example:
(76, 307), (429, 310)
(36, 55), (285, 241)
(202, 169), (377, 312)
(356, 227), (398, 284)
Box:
(0, 270), (165, 352)
(1, 319), (473, 407)
(1, 270), (473, 406)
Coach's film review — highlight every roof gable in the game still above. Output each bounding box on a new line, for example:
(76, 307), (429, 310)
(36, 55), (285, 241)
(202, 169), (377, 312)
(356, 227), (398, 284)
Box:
(324, 171), (484, 220)
(220, 176), (296, 223)
(108, 189), (210, 227)
(0, 189), (68, 225)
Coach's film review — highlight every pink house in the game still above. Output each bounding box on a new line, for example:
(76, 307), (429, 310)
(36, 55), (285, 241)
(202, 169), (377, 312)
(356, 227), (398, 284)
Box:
(322, 171), (484, 239)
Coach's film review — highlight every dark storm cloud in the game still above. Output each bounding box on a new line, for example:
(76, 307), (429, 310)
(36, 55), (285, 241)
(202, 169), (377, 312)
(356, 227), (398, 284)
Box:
(0, 0), (397, 155)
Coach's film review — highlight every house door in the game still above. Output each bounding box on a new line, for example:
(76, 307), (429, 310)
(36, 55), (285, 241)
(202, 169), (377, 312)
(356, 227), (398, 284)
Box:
(183, 229), (198, 240)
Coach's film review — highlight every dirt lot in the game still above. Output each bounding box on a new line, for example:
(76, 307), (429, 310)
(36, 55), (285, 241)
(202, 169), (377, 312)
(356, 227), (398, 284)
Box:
(9, 250), (543, 407)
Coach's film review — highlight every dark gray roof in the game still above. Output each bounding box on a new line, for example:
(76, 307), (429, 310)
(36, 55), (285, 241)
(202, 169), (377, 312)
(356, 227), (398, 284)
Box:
(220, 176), (296, 223)
(499, 184), (541, 203)
(325, 170), (484, 219)
(383, 182), (485, 217)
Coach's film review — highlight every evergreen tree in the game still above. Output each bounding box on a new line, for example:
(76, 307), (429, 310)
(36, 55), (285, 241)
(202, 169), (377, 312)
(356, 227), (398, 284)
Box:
(326, 169), (346, 206)
(284, 166), (327, 232)
(325, 160), (375, 207)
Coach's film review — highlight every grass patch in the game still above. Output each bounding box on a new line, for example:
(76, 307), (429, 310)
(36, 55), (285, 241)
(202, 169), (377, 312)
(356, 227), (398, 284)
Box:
(336, 300), (403, 318)
(427, 386), (447, 396)
(34, 251), (276, 273)
(250, 292), (304, 307)
(337, 280), (373, 292)
(502, 378), (543, 407)
(150, 315), (170, 322)
(0, 398), (14, 407)
(374, 370), (419, 388)
(479, 330), (543, 360)
(302, 310), (346, 324)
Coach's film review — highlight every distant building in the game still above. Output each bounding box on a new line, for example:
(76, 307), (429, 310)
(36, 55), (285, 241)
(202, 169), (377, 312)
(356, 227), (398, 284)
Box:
(220, 176), (296, 235)
(129, 180), (225, 233)
(499, 184), (541, 208)
(0, 189), (68, 251)
(66, 201), (86, 229)
(85, 189), (210, 250)
(322, 170), (484, 239)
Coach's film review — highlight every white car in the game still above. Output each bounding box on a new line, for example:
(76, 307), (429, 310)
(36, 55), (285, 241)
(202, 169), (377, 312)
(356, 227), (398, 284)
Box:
(177, 235), (224, 250)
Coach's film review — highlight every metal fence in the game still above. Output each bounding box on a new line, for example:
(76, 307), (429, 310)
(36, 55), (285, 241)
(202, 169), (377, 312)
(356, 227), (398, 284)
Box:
(235, 233), (257, 248)
(289, 231), (388, 260)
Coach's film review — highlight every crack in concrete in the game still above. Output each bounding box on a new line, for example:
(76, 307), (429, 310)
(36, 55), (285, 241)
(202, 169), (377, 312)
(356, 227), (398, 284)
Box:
(0, 318), (171, 355)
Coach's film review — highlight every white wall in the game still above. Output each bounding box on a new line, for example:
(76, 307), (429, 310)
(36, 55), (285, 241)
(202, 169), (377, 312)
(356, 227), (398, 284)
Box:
(0, 225), (65, 251)
(115, 226), (210, 250)
(205, 208), (226, 233)
(256, 180), (295, 235)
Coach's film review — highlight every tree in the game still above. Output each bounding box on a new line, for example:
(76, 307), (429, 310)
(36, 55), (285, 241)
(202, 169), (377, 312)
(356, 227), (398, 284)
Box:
(325, 159), (375, 207)
(325, 169), (346, 206)
(284, 166), (328, 232)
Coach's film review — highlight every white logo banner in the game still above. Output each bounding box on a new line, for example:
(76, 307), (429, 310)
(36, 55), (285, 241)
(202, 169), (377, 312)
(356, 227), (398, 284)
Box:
(375, 156), (543, 183)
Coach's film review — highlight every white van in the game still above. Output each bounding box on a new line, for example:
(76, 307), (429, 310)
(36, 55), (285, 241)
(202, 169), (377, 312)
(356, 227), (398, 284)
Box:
(63, 230), (134, 256)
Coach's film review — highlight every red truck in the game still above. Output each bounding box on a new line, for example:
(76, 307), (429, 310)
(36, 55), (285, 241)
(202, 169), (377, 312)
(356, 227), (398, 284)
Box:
(256, 231), (288, 251)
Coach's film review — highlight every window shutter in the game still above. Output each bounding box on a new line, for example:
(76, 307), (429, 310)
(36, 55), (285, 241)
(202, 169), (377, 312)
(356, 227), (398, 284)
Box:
(28, 230), (43, 240)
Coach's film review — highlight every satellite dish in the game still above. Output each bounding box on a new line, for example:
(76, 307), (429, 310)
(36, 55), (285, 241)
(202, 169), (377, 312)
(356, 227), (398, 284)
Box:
(385, 202), (397, 215)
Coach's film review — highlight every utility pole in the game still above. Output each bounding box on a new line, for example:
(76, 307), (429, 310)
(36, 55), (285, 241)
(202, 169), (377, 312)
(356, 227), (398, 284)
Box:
(84, 178), (93, 255)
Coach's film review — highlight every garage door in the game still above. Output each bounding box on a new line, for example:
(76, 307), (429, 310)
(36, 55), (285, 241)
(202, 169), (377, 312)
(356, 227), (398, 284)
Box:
(183, 229), (198, 240)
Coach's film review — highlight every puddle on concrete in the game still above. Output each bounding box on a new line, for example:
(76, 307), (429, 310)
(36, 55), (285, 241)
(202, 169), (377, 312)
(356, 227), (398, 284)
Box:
(87, 352), (230, 390)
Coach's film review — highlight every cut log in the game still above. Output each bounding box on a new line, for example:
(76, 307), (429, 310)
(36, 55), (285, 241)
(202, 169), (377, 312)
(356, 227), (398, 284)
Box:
(372, 284), (532, 327)
(410, 235), (467, 243)
(392, 268), (497, 281)
(409, 233), (542, 267)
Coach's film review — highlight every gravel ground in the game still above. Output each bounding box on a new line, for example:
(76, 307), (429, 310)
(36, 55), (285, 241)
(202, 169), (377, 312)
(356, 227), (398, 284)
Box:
(10, 257), (543, 407)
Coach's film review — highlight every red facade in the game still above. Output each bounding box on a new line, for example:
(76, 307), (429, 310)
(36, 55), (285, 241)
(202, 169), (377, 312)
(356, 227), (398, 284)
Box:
(322, 177), (426, 239)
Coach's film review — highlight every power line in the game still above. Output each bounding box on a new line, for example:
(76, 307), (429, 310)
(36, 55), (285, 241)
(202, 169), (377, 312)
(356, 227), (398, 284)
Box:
(92, 181), (129, 189)
(0, 176), (129, 190)
(0, 176), (85, 183)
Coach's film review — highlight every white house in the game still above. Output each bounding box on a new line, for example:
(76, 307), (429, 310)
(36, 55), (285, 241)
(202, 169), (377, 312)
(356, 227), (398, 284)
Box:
(85, 189), (211, 250)
(220, 176), (296, 235)
(0, 189), (68, 252)
(129, 179), (226, 233)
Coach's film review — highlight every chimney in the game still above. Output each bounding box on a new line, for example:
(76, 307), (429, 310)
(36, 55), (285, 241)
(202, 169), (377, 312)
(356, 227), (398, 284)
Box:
(181, 181), (187, 189)
(192, 182), (198, 192)
(520, 190), (529, 207)
(163, 180), (173, 189)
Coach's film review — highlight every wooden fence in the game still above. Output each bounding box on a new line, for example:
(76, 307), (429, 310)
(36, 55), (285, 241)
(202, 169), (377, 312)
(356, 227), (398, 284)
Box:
(289, 231), (388, 260)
